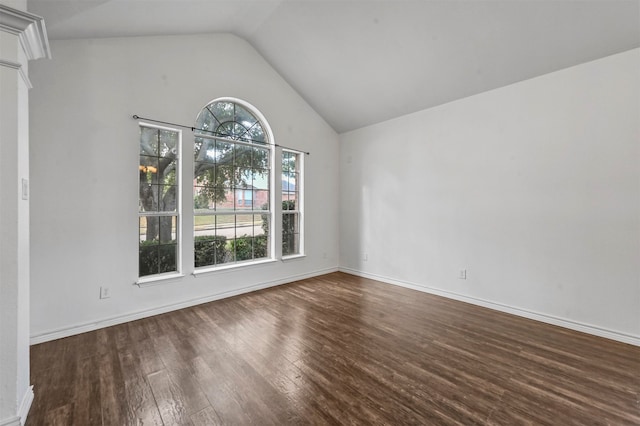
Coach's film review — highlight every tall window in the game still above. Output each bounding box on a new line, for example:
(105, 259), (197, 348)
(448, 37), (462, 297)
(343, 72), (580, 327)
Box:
(193, 99), (273, 269)
(282, 150), (303, 257)
(138, 124), (181, 278)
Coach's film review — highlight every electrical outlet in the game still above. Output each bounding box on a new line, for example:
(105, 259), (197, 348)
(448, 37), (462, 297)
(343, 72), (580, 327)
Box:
(459, 269), (467, 280)
(100, 286), (111, 299)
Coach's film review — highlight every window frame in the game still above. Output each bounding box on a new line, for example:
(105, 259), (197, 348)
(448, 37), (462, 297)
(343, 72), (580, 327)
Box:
(282, 148), (304, 259)
(137, 122), (183, 284)
(192, 98), (276, 274)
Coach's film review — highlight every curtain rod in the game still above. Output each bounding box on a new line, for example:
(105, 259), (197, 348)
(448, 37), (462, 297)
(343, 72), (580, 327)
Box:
(132, 114), (310, 155)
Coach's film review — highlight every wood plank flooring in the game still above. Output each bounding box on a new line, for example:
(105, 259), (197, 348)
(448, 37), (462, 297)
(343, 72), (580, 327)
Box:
(28, 272), (640, 425)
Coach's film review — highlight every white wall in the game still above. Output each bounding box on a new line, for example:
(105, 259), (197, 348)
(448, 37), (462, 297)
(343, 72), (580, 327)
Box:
(29, 33), (339, 342)
(340, 49), (640, 344)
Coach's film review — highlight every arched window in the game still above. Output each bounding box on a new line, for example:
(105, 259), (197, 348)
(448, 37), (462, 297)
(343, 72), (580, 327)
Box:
(193, 99), (274, 269)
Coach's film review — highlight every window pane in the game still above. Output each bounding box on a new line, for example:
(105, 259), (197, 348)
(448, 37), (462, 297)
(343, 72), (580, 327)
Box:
(216, 139), (233, 163)
(140, 128), (179, 214)
(215, 163), (233, 186)
(210, 102), (234, 124)
(217, 122), (232, 138)
(284, 172), (297, 191)
(230, 235), (268, 262)
(252, 147), (269, 169)
(234, 104), (258, 131)
(158, 243), (178, 273)
(234, 144), (253, 165)
(233, 236), (253, 261)
(159, 130), (178, 157)
(247, 123), (265, 144)
(194, 215), (230, 267)
(159, 161), (177, 184)
(254, 234), (269, 259)
(139, 184), (153, 213)
(282, 173), (297, 198)
(235, 167), (252, 187)
(282, 212), (299, 256)
(139, 215), (178, 276)
(282, 151), (295, 172)
(194, 186), (214, 211)
(194, 235), (227, 268)
(250, 189), (265, 210)
(194, 161), (215, 183)
(140, 215), (177, 243)
(212, 214), (234, 264)
(194, 214), (215, 236)
(194, 137), (217, 163)
(253, 214), (269, 259)
(140, 154), (159, 169)
(160, 216), (177, 242)
(214, 214), (236, 237)
(141, 185), (174, 213)
(233, 189), (255, 210)
(254, 214), (268, 237)
(252, 170), (269, 190)
(158, 185), (177, 212)
(138, 244), (158, 277)
(283, 192), (297, 211)
(195, 159), (234, 212)
(235, 213), (253, 236)
(140, 127), (158, 156)
(193, 162), (216, 209)
(195, 110), (216, 135)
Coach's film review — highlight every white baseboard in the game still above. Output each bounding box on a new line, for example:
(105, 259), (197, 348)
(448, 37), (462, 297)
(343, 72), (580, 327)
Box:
(0, 385), (33, 426)
(30, 267), (338, 345)
(340, 267), (640, 347)
(18, 386), (33, 425)
(0, 417), (20, 426)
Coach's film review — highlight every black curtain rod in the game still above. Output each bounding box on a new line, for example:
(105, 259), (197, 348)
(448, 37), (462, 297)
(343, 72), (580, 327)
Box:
(132, 114), (310, 155)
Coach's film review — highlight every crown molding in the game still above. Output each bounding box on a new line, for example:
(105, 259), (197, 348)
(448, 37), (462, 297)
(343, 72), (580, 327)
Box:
(0, 4), (51, 60)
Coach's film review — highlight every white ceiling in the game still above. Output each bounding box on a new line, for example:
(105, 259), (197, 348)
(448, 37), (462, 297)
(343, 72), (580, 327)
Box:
(28, 0), (640, 133)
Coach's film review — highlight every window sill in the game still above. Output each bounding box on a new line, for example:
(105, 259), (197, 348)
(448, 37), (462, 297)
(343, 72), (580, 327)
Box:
(282, 254), (306, 261)
(136, 272), (185, 287)
(193, 258), (278, 276)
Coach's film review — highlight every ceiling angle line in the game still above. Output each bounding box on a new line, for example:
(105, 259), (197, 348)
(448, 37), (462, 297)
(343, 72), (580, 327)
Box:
(131, 114), (310, 155)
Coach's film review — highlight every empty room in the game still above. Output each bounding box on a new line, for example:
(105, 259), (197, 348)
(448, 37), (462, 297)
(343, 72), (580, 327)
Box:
(1, 0), (638, 425)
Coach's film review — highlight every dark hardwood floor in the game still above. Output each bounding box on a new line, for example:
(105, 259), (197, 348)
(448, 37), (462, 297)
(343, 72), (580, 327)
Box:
(28, 272), (640, 425)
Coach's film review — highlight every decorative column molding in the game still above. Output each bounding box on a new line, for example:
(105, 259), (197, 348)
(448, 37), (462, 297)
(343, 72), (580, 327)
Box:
(0, 5), (49, 426)
(0, 59), (32, 89)
(0, 4), (51, 60)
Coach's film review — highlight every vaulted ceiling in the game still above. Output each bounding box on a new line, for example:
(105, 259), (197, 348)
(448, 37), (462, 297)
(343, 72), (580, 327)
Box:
(28, 0), (640, 133)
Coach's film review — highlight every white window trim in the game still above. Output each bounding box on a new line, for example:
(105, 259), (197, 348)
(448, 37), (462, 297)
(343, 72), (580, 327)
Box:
(192, 258), (278, 276)
(192, 98), (276, 271)
(137, 122), (183, 283)
(282, 148), (304, 259)
(282, 253), (306, 261)
(136, 272), (185, 287)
